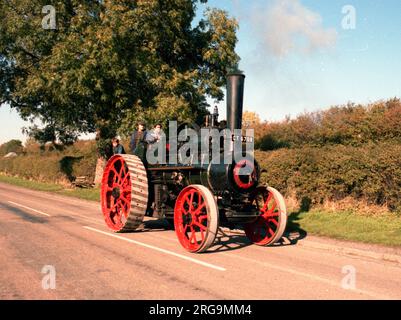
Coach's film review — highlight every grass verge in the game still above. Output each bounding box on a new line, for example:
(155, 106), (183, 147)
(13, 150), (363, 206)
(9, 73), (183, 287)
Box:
(0, 174), (100, 202)
(288, 210), (401, 247)
(1, 173), (400, 247)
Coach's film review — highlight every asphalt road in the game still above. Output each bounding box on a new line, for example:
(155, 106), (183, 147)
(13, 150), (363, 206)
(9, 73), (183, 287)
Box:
(0, 182), (401, 300)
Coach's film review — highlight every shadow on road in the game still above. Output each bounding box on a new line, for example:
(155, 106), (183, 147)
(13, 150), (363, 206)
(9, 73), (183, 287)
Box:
(130, 218), (174, 233)
(125, 212), (309, 253)
(283, 211), (309, 245)
(207, 221), (308, 253)
(2, 203), (48, 224)
(206, 208), (309, 253)
(207, 232), (253, 253)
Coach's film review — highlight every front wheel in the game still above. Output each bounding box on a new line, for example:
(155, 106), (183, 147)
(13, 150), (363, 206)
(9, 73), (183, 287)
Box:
(100, 154), (149, 232)
(174, 185), (219, 253)
(244, 186), (287, 246)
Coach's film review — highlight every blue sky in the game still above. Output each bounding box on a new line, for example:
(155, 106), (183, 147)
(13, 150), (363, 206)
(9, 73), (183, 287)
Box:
(1, 0), (400, 144)
(204, 0), (401, 120)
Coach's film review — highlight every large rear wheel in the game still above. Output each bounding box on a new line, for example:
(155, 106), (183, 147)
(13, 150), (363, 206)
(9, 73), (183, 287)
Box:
(244, 186), (287, 246)
(174, 185), (219, 253)
(101, 154), (149, 232)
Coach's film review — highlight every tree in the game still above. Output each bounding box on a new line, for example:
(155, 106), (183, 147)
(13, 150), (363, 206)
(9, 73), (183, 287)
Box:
(242, 111), (261, 128)
(0, 139), (24, 155)
(0, 0), (240, 150)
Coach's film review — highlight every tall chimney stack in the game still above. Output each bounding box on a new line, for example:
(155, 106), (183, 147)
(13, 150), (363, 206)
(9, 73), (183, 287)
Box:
(226, 73), (245, 133)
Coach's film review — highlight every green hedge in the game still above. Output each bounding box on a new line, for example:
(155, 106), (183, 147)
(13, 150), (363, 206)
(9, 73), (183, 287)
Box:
(256, 99), (401, 150)
(0, 142), (97, 184)
(2, 138), (401, 213)
(256, 141), (401, 212)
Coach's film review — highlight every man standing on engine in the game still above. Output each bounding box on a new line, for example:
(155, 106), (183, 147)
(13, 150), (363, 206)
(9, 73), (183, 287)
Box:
(130, 122), (147, 156)
(146, 123), (163, 145)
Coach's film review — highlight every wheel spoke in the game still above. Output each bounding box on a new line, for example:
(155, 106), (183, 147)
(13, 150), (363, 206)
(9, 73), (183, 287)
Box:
(267, 202), (277, 214)
(269, 218), (279, 227)
(261, 192), (273, 213)
(179, 204), (190, 216)
(118, 161), (125, 178)
(109, 197), (115, 211)
(189, 226), (197, 244)
(183, 223), (190, 233)
(267, 225), (274, 236)
(193, 203), (206, 216)
(120, 171), (129, 187)
(111, 199), (119, 214)
(113, 160), (124, 184)
(120, 195), (130, 208)
(200, 228), (205, 241)
(112, 201), (122, 223)
(263, 202), (277, 218)
(194, 221), (207, 231)
(245, 187), (286, 246)
(110, 201), (119, 223)
(119, 165), (127, 184)
(185, 191), (195, 211)
(268, 212), (280, 217)
(111, 168), (119, 183)
(120, 199), (130, 216)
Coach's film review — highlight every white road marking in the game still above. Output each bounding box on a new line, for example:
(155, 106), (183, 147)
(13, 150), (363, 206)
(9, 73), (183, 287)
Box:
(0, 183), (100, 210)
(1, 188), (395, 299)
(83, 226), (226, 272)
(8, 201), (51, 217)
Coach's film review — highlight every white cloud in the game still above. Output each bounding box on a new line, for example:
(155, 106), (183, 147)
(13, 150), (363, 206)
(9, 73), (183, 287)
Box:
(253, 0), (337, 57)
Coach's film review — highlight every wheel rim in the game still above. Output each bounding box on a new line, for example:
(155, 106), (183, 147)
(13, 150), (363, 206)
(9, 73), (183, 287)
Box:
(174, 186), (218, 253)
(101, 155), (132, 231)
(244, 186), (287, 246)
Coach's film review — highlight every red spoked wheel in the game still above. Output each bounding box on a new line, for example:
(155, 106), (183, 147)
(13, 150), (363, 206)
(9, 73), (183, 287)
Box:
(174, 185), (219, 253)
(244, 186), (287, 246)
(101, 154), (148, 232)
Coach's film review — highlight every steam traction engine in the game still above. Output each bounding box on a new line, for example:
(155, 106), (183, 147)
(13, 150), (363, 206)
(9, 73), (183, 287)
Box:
(100, 73), (287, 253)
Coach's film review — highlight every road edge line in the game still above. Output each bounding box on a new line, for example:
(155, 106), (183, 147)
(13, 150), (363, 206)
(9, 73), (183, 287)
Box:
(7, 201), (51, 217)
(83, 226), (226, 272)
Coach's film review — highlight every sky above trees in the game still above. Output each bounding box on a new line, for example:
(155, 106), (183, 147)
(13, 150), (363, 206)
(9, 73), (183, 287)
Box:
(1, 0), (401, 144)
(206, 0), (401, 121)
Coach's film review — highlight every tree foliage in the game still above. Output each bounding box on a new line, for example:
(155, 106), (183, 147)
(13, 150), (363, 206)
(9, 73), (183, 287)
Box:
(0, 139), (24, 155)
(242, 111), (261, 128)
(256, 98), (401, 151)
(0, 0), (240, 146)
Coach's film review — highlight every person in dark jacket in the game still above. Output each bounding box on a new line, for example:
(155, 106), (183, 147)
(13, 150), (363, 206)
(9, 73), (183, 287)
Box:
(130, 122), (147, 154)
(112, 137), (126, 155)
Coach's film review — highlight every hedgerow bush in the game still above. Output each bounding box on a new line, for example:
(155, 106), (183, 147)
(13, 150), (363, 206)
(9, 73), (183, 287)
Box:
(0, 140), (98, 184)
(256, 141), (401, 212)
(256, 99), (401, 150)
